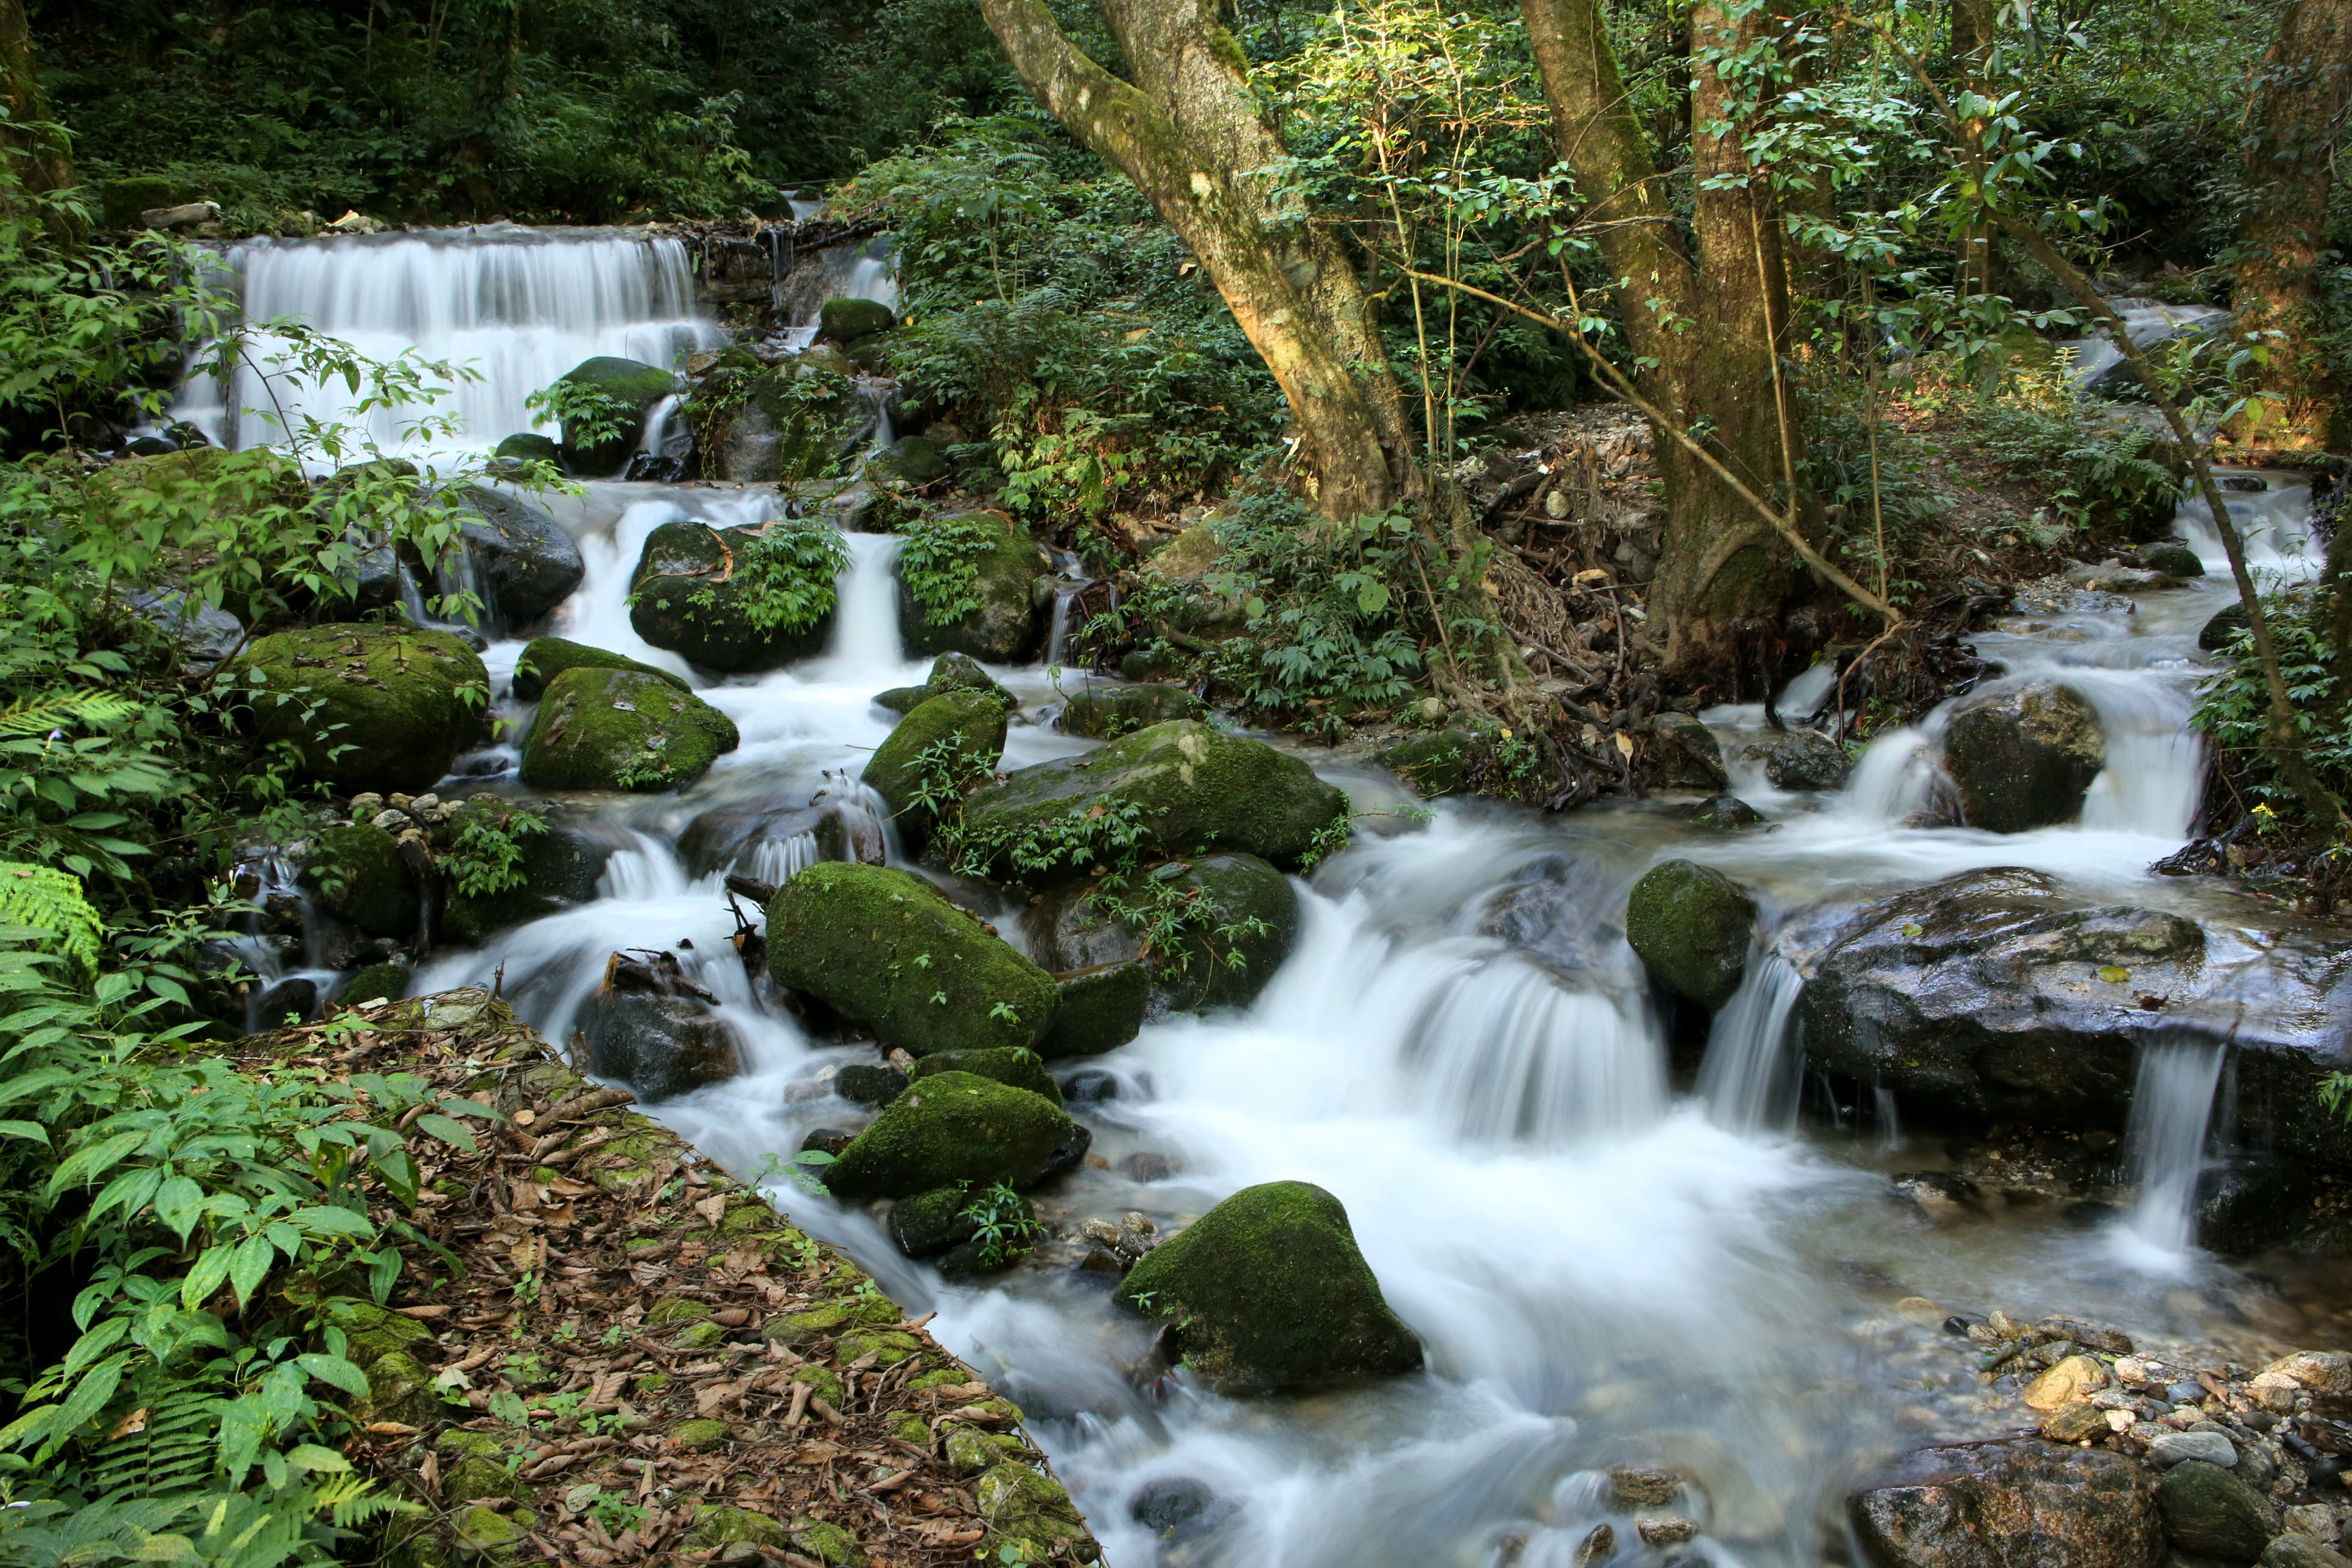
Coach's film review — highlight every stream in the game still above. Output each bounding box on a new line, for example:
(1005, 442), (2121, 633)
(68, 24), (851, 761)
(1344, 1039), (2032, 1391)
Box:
(196, 231), (2349, 1568)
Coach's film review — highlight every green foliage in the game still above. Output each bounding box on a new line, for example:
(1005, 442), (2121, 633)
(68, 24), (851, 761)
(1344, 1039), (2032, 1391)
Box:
(1961, 369), (2184, 534)
(2193, 588), (2348, 813)
(1091, 864), (1272, 984)
(958, 1182), (1042, 1270)
(719, 525), (850, 637)
(0, 863), (104, 975)
(895, 513), (999, 627)
(441, 809), (548, 900)
(524, 379), (635, 458)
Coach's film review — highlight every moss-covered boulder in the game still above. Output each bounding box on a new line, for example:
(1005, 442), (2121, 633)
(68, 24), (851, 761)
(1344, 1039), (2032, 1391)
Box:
(233, 625), (489, 794)
(679, 1505), (790, 1558)
(519, 666), (739, 792)
(885, 1182), (1043, 1262)
(976, 1462), (1094, 1560)
(819, 296), (895, 344)
(1941, 681), (2106, 833)
(442, 485), (583, 628)
(509, 636), (687, 703)
(299, 824), (418, 939)
(1024, 853), (1298, 1015)
(1378, 725), (1505, 800)
(1625, 859), (1756, 1012)
(1034, 962), (1150, 1059)
(1649, 712), (1730, 792)
(491, 432), (560, 467)
(629, 519), (843, 671)
(436, 797), (619, 943)
(862, 690), (1007, 849)
(696, 357), (865, 485)
(553, 355), (679, 477)
(338, 961), (410, 1006)
(895, 511), (1051, 663)
(2157, 1460), (2278, 1562)
(1116, 1181), (1422, 1393)
(1060, 682), (1203, 740)
(766, 863), (1059, 1055)
(823, 1071), (1077, 1199)
(908, 1046), (1061, 1105)
(875, 652), (1016, 715)
(962, 722), (1346, 886)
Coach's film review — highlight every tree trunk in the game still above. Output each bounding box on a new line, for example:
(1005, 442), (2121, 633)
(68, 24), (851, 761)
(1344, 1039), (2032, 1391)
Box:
(1519, 0), (1813, 676)
(971, 0), (1418, 522)
(0, 0), (77, 239)
(2229, 0), (2351, 452)
(1949, 0), (1998, 298)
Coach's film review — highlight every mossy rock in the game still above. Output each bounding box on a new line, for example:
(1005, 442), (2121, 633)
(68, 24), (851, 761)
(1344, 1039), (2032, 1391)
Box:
(889, 1184), (981, 1257)
(1034, 962), (1150, 1059)
(874, 653), (1015, 715)
(1623, 859), (1756, 1012)
(1378, 725), (1506, 799)
(1026, 853), (1298, 1016)
(823, 1071), (1077, 1200)
(233, 625), (489, 795)
(681, 1505), (789, 1556)
(887, 1413), (931, 1444)
(2137, 543), (2205, 577)
(1648, 712), (1729, 792)
(907, 1368), (970, 1393)
(301, 824), (418, 939)
(838, 1328), (922, 1367)
(699, 358), (866, 484)
(896, 511), (1051, 663)
(492, 432), (560, 466)
(1689, 796), (1765, 831)
(945, 1427), (1025, 1473)
(339, 961), (410, 1006)
(975, 1461), (1094, 1558)
(962, 721), (1347, 886)
(862, 690), (1007, 850)
(324, 1298), (435, 1367)
(789, 1365), (845, 1406)
(450, 1503), (533, 1563)
(436, 799), (618, 943)
(909, 1046), (1061, 1105)
(2157, 1460), (2278, 1561)
(629, 519), (839, 671)
(511, 636), (687, 702)
(1941, 680), (2106, 833)
(766, 863), (1059, 1057)
(819, 296), (895, 344)
(644, 1296), (713, 1326)
(1060, 682), (1203, 740)
(442, 485), (583, 628)
(766, 1295), (902, 1345)
(360, 1349), (447, 1428)
(519, 666), (739, 792)
(554, 355), (678, 477)
(443, 1455), (530, 1505)
(1117, 1180), (1421, 1393)
(670, 1320), (727, 1349)
(670, 1418), (733, 1451)
(788, 1516), (863, 1567)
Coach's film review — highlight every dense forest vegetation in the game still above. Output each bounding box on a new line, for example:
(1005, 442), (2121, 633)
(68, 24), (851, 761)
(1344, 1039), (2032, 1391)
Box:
(0, 0), (2348, 1559)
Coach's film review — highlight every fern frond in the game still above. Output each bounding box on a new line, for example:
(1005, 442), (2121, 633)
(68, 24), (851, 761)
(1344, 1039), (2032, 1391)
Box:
(0, 863), (104, 974)
(0, 689), (141, 738)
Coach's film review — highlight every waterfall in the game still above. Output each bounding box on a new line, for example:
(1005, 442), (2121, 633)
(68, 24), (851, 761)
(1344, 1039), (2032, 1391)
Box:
(1696, 947), (1807, 1133)
(2175, 469), (2320, 583)
(2056, 299), (2229, 390)
(173, 225), (725, 465)
(2113, 1032), (2227, 1265)
(820, 532), (909, 677)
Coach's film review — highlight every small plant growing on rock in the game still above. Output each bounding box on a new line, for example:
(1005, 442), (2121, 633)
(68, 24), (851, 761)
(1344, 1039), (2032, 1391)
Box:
(961, 1182), (1043, 1269)
(443, 806), (548, 898)
(896, 512), (999, 626)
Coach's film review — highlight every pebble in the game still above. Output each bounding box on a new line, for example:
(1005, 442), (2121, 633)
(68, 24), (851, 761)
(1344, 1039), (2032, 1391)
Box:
(1896, 1297), (1944, 1327)
(1635, 1516), (1699, 1548)
(2149, 1430), (2238, 1469)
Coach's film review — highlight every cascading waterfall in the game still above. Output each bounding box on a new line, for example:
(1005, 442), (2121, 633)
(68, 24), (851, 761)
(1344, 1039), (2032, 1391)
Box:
(2112, 1032), (2229, 1267)
(2056, 299), (2230, 390)
(1697, 946), (1807, 1133)
(173, 226), (726, 464)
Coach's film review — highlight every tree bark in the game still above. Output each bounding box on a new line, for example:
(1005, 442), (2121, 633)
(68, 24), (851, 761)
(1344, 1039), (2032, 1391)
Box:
(1519, 0), (1815, 675)
(2229, 0), (2351, 452)
(971, 0), (1418, 522)
(0, 0), (77, 240)
(1948, 0), (1998, 298)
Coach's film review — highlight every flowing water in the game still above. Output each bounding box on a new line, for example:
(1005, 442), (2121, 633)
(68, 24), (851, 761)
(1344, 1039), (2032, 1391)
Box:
(230, 231), (2350, 1567)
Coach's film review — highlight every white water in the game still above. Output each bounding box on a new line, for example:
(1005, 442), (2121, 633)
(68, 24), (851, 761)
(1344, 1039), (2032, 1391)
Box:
(1697, 946), (1807, 1133)
(2111, 1034), (2228, 1272)
(2056, 298), (2230, 390)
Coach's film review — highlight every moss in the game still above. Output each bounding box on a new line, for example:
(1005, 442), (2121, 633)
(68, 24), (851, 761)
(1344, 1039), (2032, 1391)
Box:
(361, 1349), (446, 1428)
(301, 824), (418, 939)
(511, 637), (687, 702)
(630, 1371), (671, 1395)
(451, 1503), (533, 1561)
(887, 1413), (931, 1444)
(766, 863), (1059, 1057)
(681, 1505), (789, 1555)
(519, 666), (738, 792)
(908, 1046), (1060, 1105)
(891, 1184), (979, 1257)
(975, 1462), (1093, 1557)
(895, 510), (1049, 662)
(340, 961), (410, 1006)
(788, 1516), (863, 1566)
(442, 1455), (530, 1505)
(767, 1296), (901, 1344)
(861, 690), (1007, 846)
(324, 1298), (434, 1368)
(669, 1320), (727, 1349)
(945, 1427), (1022, 1472)
(789, 1365), (845, 1406)
(232, 625), (489, 794)
(1116, 1180), (1421, 1392)
(822, 1071), (1076, 1200)
(1060, 681), (1204, 740)
(960, 721), (1347, 885)
(492, 432), (560, 466)
(643, 1296), (714, 1326)
(670, 1418), (733, 1451)
(819, 297), (896, 343)
(1034, 962), (1149, 1059)
(1623, 859), (1755, 1012)
(1377, 727), (1495, 800)
(908, 1368), (970, 1393)
(838, 1328), (921, 1367)
(628, 520), (842, 671)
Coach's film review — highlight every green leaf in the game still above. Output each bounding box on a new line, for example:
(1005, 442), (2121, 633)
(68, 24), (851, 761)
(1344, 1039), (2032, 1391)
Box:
(181, 1244), (234, 1311)
(0, 1118), (49, 1144)
(155, 1174), (204, 1239)
(295, 1352), (371, 1398)
(228, 1233), (276, 1309)
(2096, 965), (2129, 984)
(415, 1113), (477, 1153)
(1356, 580), (1390, 615)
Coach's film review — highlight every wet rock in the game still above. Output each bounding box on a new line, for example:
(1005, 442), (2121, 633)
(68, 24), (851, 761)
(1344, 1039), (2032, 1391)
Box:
(800, 1127), (855, 1159)
(862, 689), (1007, 849)
(1061, 681), (1205, 741)
(1129, 1477), (1233, 1542)
(442, 485), (584, 627)
(1610, 1469), (1684, 1508)
(1034, 961), (1150, 1059)
(875, 652), (1016, 714)
(2201, 601), (2251, 653)
(338, 961), (410, 1006)
(695, 355), (867, 484)
(818, 297), (895, 344)
(2266, 1541), (2352, 1568)
(1116, 1180), (1423, 1393)
(2157, 1460), (2278, 1562)
(299, 824), (419, 938)
(492, 432), (560, 467)
(2067, 562), (2181, 594)
(677, 797), (881, 880)
(1624, 859), (1755, 1012)
(1748, 728), (1850, 791)
(1648, 713), (1729, 791)
(822, 1071), (1077, 1199)
(435, 797), (620, 943)
(1062, 1067), (1118, 1102)
(510, 636), (687, 702)
(257, 976), (321, 1025)
(1635, 1516), (1699, 1548)
(2025, 1354), (2111, 1411)
(2132, 544), (2205, 578)
(1891, 1172), (1984, 1223)
(908, 1045), (1062, 1106)
(519, 666), (740, 792)
(895, 509), (1051, 663)
(1690, 796), (1765, 831)
(1847, 1438), (2163, 1568)
(2263, 1352), (2351, 1397)
(1377, 723), (1513, 799)
(125, 589), (245, 671)
(767, 863), (1059, 1057)
(629, 519), (841, 671)
(231, 624), (489, 794)
(1123, 1152), (1175, 1181)
(552, 356), (679, 477)
(1940, 681), (2105, 833)
(962, 721), (1347, 884)
(575, 988), (741, 1103)
(2043, 1401), (2113, 1442)
(836, 1063), (908, 1105)
(1024, 853), (1298, 1018)
(2151, 1431), (2239, 1468)
(886, 1182), (1034, 1262)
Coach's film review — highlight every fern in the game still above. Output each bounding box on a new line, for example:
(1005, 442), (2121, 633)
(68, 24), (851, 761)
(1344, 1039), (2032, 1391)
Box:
(0, 861), (103, 973)
(0, 688), (142, 737)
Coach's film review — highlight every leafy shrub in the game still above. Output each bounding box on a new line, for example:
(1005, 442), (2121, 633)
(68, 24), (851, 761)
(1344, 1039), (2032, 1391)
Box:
(895, 513), (999, 626)
(441, 808), (549, 900)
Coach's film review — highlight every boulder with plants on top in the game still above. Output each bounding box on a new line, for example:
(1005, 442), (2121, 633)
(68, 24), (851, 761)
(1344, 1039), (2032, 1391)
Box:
(519, 666), (739, 792)
(629, 517), (846, 672)
(861, 688), (1008, 850)
(231, 623), (489, 795)
(547, 356), (679, 477)
(894, 509), (1052, 663)
(821, 1071), (1078, 1199)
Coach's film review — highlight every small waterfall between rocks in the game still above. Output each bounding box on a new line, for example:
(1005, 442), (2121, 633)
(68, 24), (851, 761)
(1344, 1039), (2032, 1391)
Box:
(2113, 1032), (2230, 1269)
(1698, 945), (1807, 1133)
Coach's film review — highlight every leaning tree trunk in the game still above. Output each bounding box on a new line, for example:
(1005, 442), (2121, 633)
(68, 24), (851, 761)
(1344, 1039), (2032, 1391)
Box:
(2228, 0), (2351, 452)
(1519, 0), (1815, 676)
(972, 0), (1419, 523)
(0, 0), (77, 241)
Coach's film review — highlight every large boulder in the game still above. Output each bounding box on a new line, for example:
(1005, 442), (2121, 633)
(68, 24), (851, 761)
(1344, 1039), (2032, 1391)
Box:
(435, 797), (620, 944)
(1847, 1438), (2165, 1568)
(861, 690), (1007, 850)
(959, 721), (1348, 886)
(1034, 962), (1152, 1058)
(822, 1071), (1076, 1199)
(818, 297), (895, 345)
(519, 666), (739, 792)
(233, 624), (489, 794)
(2157, 1460), (2278, 1563)
(509, 637), (687, 703)
(299, 824), (419, 939)
(1377, 725), (1510, 800)
(1624, 860), (1755, 1011)
(1747, 728), (1850, 791)
(1941, 681), (2106, 833)
(441, 485), (584, 628)
(908, 1046), (1062, 1106)
(676, 792), (884, 879)
(1115, 1181), (1422, 1393)
(1061, 682), (1203, 741)
(895, 510), (1051, 663)
(874, 652), (1016, 715)
(553, 356), (678, 477)
(629, 519), (842, 672)
(575, 989), (741, 1102)
(694, 355), (867, 484)
(1649, 712), (1730, 791)
(766, 863), (1060, 1056)
(1022, 853), (1298, 1015)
